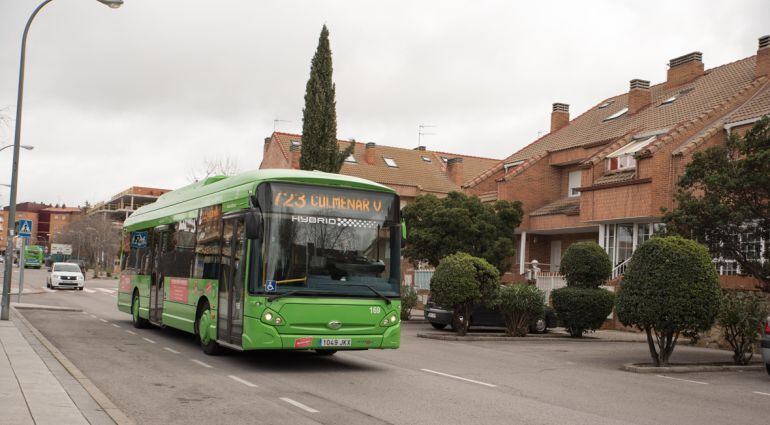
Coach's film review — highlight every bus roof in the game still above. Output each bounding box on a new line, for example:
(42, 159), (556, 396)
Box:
(123, 169), (395, 231)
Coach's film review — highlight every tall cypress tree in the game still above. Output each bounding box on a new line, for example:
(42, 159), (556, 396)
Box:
(300, 25), (353, 173)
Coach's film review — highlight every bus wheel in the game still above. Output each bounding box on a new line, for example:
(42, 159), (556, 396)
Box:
(315, 350), (337, 356)
(131, 292), (148, 329)
(197, 301), (221, 355)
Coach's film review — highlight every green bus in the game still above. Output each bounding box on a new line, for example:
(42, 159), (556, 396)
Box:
(24, 245), (44, 269)
(118, 169), (402, 355)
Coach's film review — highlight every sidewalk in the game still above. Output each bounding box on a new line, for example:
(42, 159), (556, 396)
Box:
(0, 307), (117, 425)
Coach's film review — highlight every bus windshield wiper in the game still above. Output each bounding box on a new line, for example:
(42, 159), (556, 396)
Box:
(345, 284), (392, 305)
(266, 290), (327, 303)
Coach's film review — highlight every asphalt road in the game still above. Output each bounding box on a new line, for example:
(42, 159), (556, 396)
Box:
(7, 267), (770, 425)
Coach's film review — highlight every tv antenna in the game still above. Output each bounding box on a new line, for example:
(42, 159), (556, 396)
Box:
(418, 124), (437, 146)
(273, 119), (291, 132)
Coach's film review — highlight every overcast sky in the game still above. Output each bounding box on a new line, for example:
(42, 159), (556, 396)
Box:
(0, 0), (767, 206)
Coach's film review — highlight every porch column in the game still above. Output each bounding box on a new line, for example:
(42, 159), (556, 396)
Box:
(519, 231), (527, 275)
(632, 223), (638, 252)
(598, 224), (605, 250)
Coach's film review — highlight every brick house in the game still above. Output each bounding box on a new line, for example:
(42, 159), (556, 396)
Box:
(260, 132), (500, 206)
(465, 36), (770, 291)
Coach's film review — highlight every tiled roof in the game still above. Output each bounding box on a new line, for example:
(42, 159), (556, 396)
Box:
(530, 197), (580, 217)
(593, 170), (636, 186)
(269, 132), (499, 195)
(469, 56), (761, 186)
(724, 82), (770, 124)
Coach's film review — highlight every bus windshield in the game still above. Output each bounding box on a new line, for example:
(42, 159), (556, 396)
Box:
(261, 183), (400, 298)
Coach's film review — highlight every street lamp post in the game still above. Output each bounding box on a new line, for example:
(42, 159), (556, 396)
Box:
(1, 0), (123, 320)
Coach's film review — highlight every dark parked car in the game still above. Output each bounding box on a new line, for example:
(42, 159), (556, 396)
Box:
(424, 295), (558, 333)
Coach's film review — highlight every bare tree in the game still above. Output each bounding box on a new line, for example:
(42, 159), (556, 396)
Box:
(0, 106), (13, 145)
(56, 215), (121, 275)
(188, 155), (240, 182)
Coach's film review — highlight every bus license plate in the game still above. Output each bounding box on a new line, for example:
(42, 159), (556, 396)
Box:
(319, 338), (351, 347)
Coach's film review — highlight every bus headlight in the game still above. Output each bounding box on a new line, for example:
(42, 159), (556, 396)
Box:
(261, 309), (285, 326)
(381, 313), (399, 327)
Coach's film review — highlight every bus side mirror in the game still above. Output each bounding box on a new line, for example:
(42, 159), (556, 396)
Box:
(400, 220), (407, 248)
(245, 209), (263, 240)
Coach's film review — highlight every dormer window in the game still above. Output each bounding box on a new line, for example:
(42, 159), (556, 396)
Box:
(290, 140), (301, 146)
(605, 135), (656, 171)
(503, 160), (524, 172)
(598, 100), (614, 109)
(383, 157), (398, 168)
(421, 155), (432, 163)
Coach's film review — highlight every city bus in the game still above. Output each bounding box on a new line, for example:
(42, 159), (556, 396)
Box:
(118, 169), (402, 355)
(24, 245), (44, 269)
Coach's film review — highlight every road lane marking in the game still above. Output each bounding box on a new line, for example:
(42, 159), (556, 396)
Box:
(228, 375), (258, 388)
(163, 347), (180, 354)
(142, 337), (156, 344)
(83, 288), (96, 293)
(99, 319), (108, 323)
(126, 330), (136, 335)
(280, 397), (319, 413)
(754, 391), (770, 396)
(420, 368), (497, 388)
(655, 375), (708, 385)
(96, 288), (116, 294)
(112, 324), (121, 328)
(89, 314), (97, 319)
(191, 359), (213, 369)
(81, 311), (88, 314)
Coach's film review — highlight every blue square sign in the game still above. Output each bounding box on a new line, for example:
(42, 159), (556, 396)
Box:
(17, 219), (33, 238)
(266, 280), (277, 292)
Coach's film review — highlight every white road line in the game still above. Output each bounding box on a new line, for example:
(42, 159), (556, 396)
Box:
(99, 318), (108, 323)
(112, 324), (121, 328)
(228, 375), (258, 388)
(280, 397), (319, 413)
(142, 337), (156, 344)
(754, 391), (770, 396)
(655, 375), (708, 385)
(191, 359), (213, 369)
(96, 288), (116, 294)
(81, 311), (88, 314)
(163, 347), (180, 354)
(420, 368), (497, 388)
(83, 288), (96, 293)
(89, 314), (97, 319)
(126, 330), (136, 335)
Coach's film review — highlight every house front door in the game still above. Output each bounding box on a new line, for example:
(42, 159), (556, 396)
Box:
(550, 240), (562, 273)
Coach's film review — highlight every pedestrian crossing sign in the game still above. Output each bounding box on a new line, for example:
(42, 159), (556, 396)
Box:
(17, 219), (33, 237)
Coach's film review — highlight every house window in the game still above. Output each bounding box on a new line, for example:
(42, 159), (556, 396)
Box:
(605, 135), (656, 172)
(740, 231), (762, 262)
(604, 107), (628, 121)
(290, 140), (300, 146)
(383, 157), (398, 168)
(421, 156), (432, 163)
(567, 171), (582, 197)
(598, 100), (614, 109)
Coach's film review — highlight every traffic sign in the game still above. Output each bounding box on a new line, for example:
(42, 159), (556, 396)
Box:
(266, 280), (277, 292)
(130, 231), (148, 248)
(17, 219), (32, 238)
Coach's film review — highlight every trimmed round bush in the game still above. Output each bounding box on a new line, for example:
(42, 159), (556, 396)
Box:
(430, 252), (500, 336)
(560, 242), (612, 288)
(497, 284), (545, 337)
(615, 236), (721, 366)
(551, 287), (614, 337)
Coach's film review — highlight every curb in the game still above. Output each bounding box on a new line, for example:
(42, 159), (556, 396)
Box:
(416, 332), (648, 343)
(12, 307), (135, 425)
(621, 362), (764, 374)
(12, 303), (81, 312)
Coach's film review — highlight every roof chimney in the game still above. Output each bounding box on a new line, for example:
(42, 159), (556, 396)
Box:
(757, 35), (770, 78)
(550, 103), (570, 133)
(628, 79), (651, 114)
(364, 142), (376, 165)
(447, 157), (464, 186)
(263, 137), (271, 154)
(413, 146), (426, 151)
(289, 144), (300, 169)
(666, 51), (703, 88)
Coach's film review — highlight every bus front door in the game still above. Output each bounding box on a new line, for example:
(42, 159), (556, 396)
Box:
(217, 217), (245, 346)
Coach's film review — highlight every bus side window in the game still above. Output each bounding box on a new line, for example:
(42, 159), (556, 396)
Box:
(194, 205), (222, 279)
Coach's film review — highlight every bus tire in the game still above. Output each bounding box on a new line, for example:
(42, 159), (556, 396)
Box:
(131, 291), (149, 329)
(196, 300), (222, 355)
(315, 350), (337, 356)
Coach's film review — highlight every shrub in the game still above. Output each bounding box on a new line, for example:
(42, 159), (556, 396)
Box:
(551, 287), (614, 337)
(497, 284), (544, 337)
(400, 285), (418, 321)
(616, 236), (721, 366)
(561, 242), (612, 288)
(430, 252), (500, 336)
(718, 291), (768, 365)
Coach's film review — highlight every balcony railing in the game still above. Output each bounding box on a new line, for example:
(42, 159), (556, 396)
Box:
(611, 257), (632, 280)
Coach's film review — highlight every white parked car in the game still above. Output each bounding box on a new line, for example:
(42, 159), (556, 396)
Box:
(47, 262), (85, 290)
